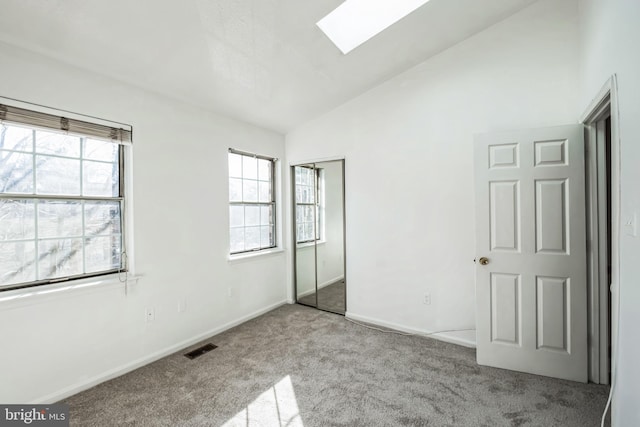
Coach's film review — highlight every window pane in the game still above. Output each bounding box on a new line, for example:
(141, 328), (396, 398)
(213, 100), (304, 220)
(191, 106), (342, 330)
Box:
(38, 238), (83, 280)
(229, 178), (242, 202)
(245, 205), (260, 226)
(308, 185), (315, 203)
(260, 225), (273, 247)
(85, 235), (121, 273)
(0, 150), (34, 193)
(260, 205), (272, 226)
(296, 206), (304, 223)
(0, 125), (32, 152)
(0, 199), (35, 241)
(230, 228), (245, 253)
(35, 130), (80, 158)
(242, 156), (257, 180)
(258, 159), (271, 181)
(0, 241), (36, 286)
(229, 205), (244, 228)
(302, 168), (313, 185)
(296, 223), (304, 242)
(303, 223), (314, 242)
(259, 181), (271, 203)
(296, 186), (313, 204)
(243, 179), (258, 202)
(36, 155), (80, 195)
(295, 167), (301, 184)
(38, 200), (82, 238)
(228, 153), (242, 178)
(85, 201), (121, 236)
(83, 139), (118, 162)
(245, 226), (260, 250)
(296, 185), (314, 204)
(304, 205), (314, 222)
(83, 160), (119, 197)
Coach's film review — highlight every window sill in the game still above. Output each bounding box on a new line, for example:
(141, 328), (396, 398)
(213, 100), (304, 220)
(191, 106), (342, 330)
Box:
(228, 248), (285, 263)
(0, 273), (141, 310)
(296, 240), (326, 249)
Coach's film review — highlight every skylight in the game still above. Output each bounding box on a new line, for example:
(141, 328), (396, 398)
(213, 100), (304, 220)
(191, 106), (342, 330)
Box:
(317, 0), (431, 54)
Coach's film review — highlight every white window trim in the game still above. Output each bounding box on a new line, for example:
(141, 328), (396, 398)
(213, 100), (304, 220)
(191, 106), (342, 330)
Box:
(228, 148), (278, 256)
(0, 272), (142, 310)
(227, 247), (285, 263)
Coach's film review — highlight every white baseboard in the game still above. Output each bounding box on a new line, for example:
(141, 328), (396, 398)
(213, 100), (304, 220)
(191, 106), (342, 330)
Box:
(296, 276), (344, 298)
(297, 288), (314, 298)
(345, 312), (476, 348)
(34, 299), (288, 404)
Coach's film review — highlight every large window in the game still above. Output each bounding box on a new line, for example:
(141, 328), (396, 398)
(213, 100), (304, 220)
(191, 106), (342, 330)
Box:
(0, 103), (131, 291)
(295, 166), (323, 244)
(228, 149), (276, 254)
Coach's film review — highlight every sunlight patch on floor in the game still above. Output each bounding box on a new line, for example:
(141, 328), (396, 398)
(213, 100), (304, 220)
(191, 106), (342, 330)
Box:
(221, 375), (304, 427)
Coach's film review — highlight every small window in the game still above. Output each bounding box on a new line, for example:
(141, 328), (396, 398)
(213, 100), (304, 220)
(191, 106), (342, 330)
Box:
(0, 104), (131, 292)
(295, 166), (323, 244)
(228, 149), (276, 254)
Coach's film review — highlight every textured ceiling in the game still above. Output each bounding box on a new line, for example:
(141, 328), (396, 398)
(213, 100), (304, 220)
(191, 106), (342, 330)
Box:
(0, 0), (537, 132)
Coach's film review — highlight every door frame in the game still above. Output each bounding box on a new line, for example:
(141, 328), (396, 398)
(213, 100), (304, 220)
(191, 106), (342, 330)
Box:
(290, 158), (347, 315)
(580, 75), (621, 385)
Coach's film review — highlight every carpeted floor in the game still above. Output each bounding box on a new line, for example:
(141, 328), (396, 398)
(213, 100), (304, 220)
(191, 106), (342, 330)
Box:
(62, 304), (609, 426)
(297, 280), (345, 314)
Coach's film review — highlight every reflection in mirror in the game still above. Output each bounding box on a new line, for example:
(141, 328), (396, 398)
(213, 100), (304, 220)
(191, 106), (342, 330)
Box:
(294, 165), (317, 307)
(293, 161), (345, 314)
(315, 161), (345, 313)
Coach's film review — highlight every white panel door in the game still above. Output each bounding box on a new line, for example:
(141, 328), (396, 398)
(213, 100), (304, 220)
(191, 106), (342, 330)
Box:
(474, 125), (587, 382)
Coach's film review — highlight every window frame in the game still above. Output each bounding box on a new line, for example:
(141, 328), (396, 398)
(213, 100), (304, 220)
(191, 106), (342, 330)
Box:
(0, 109), (130, 293)
(228, 148), (277, 255)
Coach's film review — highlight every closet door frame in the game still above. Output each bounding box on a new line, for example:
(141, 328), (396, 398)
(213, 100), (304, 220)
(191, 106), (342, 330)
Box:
(292, 159), (347, 315)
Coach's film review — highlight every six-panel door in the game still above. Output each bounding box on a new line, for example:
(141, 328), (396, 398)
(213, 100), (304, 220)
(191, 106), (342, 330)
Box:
(474, 125), (587, 382)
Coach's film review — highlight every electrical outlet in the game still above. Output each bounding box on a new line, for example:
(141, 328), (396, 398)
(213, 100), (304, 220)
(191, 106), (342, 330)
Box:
(228, 287), (233, 298)
(424, 293), (431, 305)
(178, 298), (187, 313)
(145, 307), (155, 322)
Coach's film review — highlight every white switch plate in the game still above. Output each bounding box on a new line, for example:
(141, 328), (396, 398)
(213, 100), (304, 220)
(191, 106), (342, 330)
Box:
(624, 213), (637, 237)
(145, 307), (155, 322)
(423, 293), (431, 305)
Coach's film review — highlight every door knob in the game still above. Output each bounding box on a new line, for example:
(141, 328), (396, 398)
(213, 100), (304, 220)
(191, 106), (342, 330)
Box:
(479, 257), (490, 265)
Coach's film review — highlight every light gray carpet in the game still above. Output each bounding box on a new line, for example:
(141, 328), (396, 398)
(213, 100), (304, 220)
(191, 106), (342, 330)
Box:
(62, 304), (609, 426)
(298, 280), (345, 314)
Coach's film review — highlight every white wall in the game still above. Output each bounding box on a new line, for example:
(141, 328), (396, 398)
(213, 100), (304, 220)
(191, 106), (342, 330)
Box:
(0, 41), (287, 403)
(286, 0), (580, 340)
(578, 0), (640, 424)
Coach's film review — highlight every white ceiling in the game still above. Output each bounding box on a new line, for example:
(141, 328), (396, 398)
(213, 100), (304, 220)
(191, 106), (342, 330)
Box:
(0, 0), (537, 133)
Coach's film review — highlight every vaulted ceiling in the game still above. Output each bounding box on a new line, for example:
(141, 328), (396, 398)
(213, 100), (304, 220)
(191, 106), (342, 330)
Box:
(0, 0), (537, 132)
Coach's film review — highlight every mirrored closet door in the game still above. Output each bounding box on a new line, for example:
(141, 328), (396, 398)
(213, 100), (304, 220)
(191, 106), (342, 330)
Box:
(293, 160), (346, 314)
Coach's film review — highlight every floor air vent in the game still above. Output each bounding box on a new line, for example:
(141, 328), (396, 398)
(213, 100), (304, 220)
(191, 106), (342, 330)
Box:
(185, 343), (217, 360)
